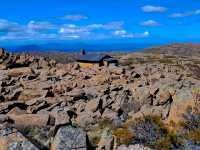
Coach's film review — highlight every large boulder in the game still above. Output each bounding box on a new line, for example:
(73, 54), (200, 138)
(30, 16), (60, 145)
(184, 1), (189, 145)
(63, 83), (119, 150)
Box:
(85, 99), (99, 112)
(51, 126), (88, 150)
(167, 87), (195, 123)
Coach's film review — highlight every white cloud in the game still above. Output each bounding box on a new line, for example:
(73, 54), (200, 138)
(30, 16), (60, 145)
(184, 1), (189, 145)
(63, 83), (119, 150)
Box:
(170, 9), (200, 18)
(195, 9), (200, 15)
(59, 35), (80, 40)
(59, 21), (124, 38)
(61, 14), (88, 21)
(59, 24), (90, 35)
(87, 21), (124, 30)
(101, 21), (124, 30)
(141, 5), (167, 13)
(27, 21), (57, 31)
(0, 19), (24, 33)
(140, 20), (160, 27)
(0, 31), (59, 41)
(114, 30), (150, 38)
(114, 30), (127, 36)
(170, 12), (192, 18)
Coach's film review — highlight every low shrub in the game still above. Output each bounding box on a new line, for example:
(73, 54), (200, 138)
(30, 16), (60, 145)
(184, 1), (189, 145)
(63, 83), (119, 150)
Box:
(179, 107), (200, 131)
(126, 116), (167, 145)
(153, 131), (183, 150)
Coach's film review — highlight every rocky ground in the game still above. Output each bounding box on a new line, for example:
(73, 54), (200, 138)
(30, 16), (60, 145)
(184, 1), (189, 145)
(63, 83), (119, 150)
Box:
(1, 48), (200, 150)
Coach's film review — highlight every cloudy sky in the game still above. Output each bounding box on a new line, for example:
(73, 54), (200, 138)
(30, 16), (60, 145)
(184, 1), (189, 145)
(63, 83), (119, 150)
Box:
(0, 0), (200, 46)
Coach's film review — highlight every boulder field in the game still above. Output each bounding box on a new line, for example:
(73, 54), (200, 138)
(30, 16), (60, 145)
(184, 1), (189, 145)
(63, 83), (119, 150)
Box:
(1, 48), (200, 149)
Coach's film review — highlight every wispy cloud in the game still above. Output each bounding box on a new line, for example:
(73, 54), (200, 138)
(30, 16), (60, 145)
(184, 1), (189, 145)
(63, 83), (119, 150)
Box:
(141, 5), (167, 13)
(27, 21), (57, 31)
(113, 30), (150, 38)
(140, 20), (160, 27)
(59, 24), (90, 36)
(59, 21), (124, 36)
(170, 9), (200, 18)
(87, 21), (124, 30)
(61, 14), (88, 21)
(0, 19), (24, 33)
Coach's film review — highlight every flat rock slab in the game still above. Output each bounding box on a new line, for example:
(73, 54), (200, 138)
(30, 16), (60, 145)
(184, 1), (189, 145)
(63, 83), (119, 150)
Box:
(52, 126), (88, 150)
(8, 114), (50, 128)
(8, 67), (33, 77)
(0, 101), (26, 114)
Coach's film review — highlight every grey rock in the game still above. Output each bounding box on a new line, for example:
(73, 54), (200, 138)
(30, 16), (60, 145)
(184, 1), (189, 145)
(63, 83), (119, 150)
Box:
(52, 126), (88, 150)
(117, 144), (153, 150)
(0, 114), (10, 123)
(8, 141), (39, 150)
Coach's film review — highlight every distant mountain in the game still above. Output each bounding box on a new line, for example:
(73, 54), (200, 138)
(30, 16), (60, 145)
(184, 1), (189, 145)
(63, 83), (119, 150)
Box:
(10, 44), (43, 52)
(5, 42), (154, 53)
(144, 43), (200, 56)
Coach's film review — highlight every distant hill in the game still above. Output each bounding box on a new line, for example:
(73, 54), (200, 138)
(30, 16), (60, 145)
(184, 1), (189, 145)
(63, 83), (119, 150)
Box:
(5, 42), (154, 53)
(144, 43), (200, 56)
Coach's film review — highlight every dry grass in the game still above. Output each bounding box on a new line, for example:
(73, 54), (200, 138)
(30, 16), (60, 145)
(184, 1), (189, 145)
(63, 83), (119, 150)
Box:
(112, 127), (134, 145)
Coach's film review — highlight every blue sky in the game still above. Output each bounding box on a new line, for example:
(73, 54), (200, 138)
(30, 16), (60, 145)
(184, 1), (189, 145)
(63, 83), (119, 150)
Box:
(0, 0), (200, 46)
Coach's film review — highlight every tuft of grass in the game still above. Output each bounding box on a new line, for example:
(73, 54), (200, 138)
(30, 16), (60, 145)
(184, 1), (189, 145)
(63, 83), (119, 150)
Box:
(112, 127), (134, 145)
(98, 118), (115, 130)
(87, 128), (102, 147)
(187, 129), (200, 144)
(86, 118), (114, 148)
(153, 130), (183, 150)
